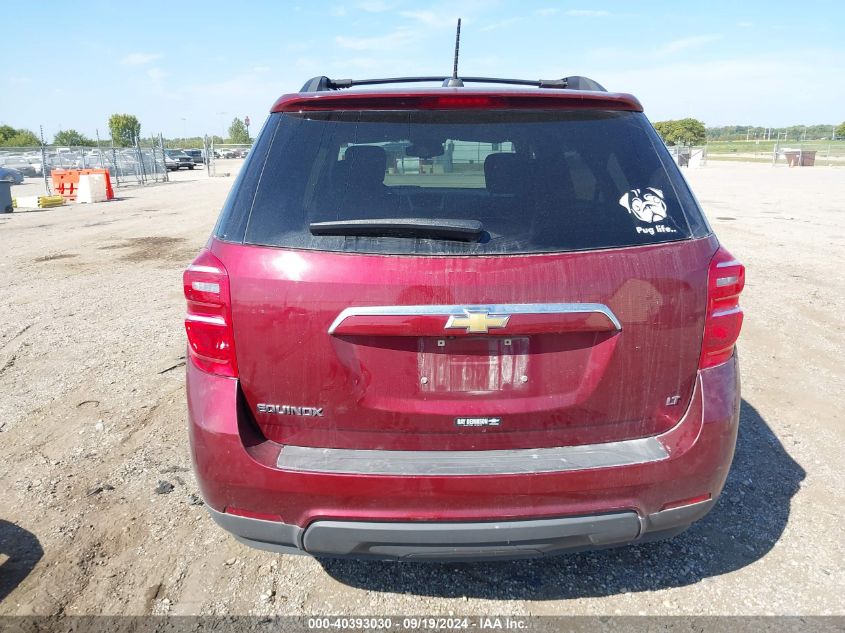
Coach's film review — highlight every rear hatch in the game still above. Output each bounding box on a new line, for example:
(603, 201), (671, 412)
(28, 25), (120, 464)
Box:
(213, 94), (715, 451)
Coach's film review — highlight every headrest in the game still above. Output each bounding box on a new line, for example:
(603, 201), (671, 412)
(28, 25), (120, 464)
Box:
(484, 153), (530, 195)
(343, 145), (387, 188)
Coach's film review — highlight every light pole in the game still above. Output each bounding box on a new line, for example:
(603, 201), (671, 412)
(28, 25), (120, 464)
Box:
(244, 116), (250, 142)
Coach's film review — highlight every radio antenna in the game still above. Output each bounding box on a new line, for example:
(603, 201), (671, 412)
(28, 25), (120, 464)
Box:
(443, 19), (464, 87)
(452, 18), (461, 78)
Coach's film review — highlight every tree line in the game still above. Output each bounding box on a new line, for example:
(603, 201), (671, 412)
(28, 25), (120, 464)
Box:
(4, 115), (844, 148)
(706, 123), (842, 142)
(647, 119), (844, 145)
(653, 119), (707, 146)
(0, 115), (253, 148)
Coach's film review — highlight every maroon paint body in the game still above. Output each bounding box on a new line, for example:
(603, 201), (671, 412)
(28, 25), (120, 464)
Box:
(216, 237), (716, 451)
(188, 234), (740, 526)
(188, 345), (739, 527)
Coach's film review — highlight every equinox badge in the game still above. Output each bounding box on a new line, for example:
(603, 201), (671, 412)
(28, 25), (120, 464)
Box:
(257, 403), (324, 417)
(445, 310), (510, 334)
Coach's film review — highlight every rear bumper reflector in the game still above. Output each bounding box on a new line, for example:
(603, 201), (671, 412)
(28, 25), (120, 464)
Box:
(276, 436), (667, 476)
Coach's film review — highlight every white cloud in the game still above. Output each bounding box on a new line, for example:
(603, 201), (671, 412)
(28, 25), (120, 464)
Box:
(535, 8), (559, 16)
(142, 67), (169, 96)
(121, 52), (162, 65)
(656, 34), (723, 56)
(330, 5), (347, 16)
(252, 65), (272, 73)
(400, 10), (458, 28)
(182, 72), (287, 118)
(480, 17), (523, 32)
(294, 57), (320, 70)
(146, 67), (167, 82)
(356, 0), (393, 11)
(286, 41), (311, 52)
(399, 2), (497, 29)
(333, 56), (389, 70)
(565, 9), (610, 17)
(594, 53), (845, 126)
(336, 28), (416, 51)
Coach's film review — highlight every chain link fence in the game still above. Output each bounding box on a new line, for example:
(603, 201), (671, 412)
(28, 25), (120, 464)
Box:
(202, 142), (251, 177)
(1, 136), (257, 200)
(704, 139), (845, 166)
(665, 145), (707, 168)
(0, 136), (173, 196)
(663, 141), (845, 168)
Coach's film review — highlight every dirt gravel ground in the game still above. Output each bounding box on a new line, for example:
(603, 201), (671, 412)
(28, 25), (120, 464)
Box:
(0, 162), (842, 617)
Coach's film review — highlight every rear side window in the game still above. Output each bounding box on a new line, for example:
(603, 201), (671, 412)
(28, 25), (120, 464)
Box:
(217, 109), (709, 255)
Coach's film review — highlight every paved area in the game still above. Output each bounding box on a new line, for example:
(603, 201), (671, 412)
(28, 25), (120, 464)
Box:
(0, 162), (842, 615)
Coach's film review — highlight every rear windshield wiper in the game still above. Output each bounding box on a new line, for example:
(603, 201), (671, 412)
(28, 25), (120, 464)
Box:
(309, 218), (483, 242)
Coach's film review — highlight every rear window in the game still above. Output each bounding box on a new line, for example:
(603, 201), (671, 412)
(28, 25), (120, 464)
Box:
(215, 109), (709, 255)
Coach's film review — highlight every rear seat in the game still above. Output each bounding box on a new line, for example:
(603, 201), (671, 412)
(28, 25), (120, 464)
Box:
(484, 153), (532, 201)
(329, 145), (399, 217)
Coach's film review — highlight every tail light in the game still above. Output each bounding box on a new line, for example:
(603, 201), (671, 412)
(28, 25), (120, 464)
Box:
(700, 246), (745, 369)
(183, 249), (238, 377)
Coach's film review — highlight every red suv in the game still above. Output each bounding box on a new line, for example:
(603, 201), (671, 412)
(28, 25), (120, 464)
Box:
(184, 74), (745, 561)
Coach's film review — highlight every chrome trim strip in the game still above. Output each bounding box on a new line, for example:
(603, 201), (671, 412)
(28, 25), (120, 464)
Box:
(711, 306), (742, 318)
(185, 314), (226, 325)
(328, 303), (622, 334)
(186, 264), (222, 274)
(276, 437), (667, 476)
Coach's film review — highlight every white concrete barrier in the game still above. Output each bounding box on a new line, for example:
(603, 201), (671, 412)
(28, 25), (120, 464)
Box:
(77, 174), (108, 203)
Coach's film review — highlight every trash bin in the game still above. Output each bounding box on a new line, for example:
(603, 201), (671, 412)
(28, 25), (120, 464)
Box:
(783, 150), (816, 167)
(0, 181), (12, 213)
(783, 151), (800, 167)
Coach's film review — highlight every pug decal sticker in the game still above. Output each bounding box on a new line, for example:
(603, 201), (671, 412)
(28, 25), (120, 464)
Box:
(619, 187), (679, 237)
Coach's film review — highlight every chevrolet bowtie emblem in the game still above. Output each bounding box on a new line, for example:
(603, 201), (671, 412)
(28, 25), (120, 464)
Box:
(445, 310), (510, 334)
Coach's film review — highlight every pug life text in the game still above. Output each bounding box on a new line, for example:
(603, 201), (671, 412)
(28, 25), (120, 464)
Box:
(636, 224), (677, 236)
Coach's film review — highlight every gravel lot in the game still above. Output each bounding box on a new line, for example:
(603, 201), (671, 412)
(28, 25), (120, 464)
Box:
(0, 162), (842, 616)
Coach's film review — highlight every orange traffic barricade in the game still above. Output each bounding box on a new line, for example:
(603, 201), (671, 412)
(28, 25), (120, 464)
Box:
(51, 169), (115, 201)
(51, 170), (80, 201)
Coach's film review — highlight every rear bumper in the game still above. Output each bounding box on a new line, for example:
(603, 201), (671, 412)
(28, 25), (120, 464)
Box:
(188, 356), (739, 560)
(206, 499), (715, 561)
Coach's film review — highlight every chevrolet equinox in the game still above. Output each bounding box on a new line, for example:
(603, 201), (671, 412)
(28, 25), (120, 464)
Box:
(184, 74), (745, 561)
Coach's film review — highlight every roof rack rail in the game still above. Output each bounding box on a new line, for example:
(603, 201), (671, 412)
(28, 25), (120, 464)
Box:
(299, 75), (606, 93)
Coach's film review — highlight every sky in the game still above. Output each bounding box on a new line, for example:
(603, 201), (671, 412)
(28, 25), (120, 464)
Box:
(2, 0), (844, 141)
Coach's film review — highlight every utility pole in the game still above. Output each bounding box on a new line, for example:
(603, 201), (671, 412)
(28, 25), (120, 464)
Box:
(772, 132), (779, 166)
(159, 133), (169, 182)
(40, 125), (51, 195)
(95, 129), (103, 168)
